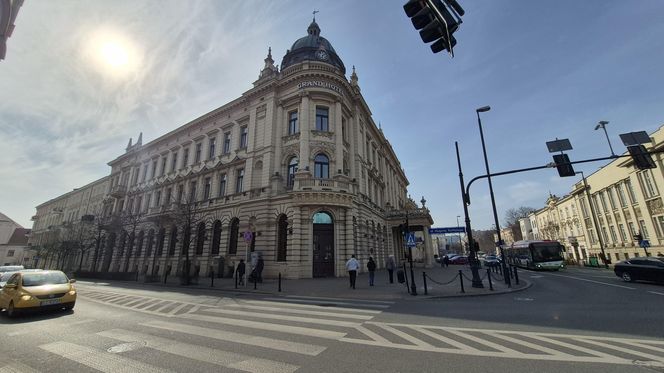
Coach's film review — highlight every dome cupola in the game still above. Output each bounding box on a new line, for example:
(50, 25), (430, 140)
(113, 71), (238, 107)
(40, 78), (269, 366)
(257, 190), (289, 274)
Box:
(280, 18), (346, 74)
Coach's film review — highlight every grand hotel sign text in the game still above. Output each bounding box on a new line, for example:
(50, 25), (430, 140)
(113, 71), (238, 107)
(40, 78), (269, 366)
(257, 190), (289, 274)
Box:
(297, 80), (343, 95)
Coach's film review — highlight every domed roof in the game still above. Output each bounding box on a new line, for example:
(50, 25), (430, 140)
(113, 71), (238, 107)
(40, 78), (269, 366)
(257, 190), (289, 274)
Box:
(281, 20), (346, 74)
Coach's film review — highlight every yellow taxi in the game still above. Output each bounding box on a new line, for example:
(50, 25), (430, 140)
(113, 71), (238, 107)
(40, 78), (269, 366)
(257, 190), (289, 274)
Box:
(0, 270), (76, 317)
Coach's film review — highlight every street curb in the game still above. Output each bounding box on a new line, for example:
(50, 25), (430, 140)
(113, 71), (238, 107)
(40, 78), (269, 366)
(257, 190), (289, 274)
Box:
(77, 278), (275, 296)
(419, 278), (533, 300)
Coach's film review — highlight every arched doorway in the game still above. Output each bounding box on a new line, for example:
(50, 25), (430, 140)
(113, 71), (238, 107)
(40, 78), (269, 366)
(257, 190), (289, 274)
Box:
(312, 211), (334, 277)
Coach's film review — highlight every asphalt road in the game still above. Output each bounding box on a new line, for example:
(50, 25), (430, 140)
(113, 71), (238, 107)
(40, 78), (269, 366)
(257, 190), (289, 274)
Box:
(1, 267), (663, 373)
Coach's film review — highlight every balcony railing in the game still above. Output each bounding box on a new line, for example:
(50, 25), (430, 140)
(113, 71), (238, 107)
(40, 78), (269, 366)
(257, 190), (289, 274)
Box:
(294, 178), (352, 193)
(110, 184), (128, 197)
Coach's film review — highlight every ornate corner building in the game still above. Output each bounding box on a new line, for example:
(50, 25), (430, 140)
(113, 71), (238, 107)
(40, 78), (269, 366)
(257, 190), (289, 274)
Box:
(29, 20), (434, 279)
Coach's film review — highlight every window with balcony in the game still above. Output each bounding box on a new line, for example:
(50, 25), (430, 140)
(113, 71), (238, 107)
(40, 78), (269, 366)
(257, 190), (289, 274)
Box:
(315, 107), (329, 131)
(288, 111), (298, 134)
(209, 137), (216, 159)
(287, 157), (298, 187)
(314, 154), (329, 179)
(240, 126), (248, 149)
(223, 132), (231, 154)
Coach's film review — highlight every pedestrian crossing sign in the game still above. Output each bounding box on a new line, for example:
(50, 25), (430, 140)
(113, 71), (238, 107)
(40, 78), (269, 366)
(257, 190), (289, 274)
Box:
(406, 232), (417, 247)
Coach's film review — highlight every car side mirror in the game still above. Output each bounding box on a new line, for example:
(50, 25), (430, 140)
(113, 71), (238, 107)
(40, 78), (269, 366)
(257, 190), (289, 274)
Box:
(69, 279), (76, 283)
(4, 284), (17, 289)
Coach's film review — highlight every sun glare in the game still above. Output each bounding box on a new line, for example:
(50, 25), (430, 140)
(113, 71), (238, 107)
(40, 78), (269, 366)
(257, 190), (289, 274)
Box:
(84, 28), (140, 78)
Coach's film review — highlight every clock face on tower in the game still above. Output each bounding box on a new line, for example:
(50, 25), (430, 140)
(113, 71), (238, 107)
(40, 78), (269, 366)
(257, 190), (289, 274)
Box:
(315, 50), (329, 61)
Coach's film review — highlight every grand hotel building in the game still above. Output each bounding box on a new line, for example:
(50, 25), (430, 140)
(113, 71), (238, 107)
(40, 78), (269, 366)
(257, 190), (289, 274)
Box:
(29, 20), (434, 279)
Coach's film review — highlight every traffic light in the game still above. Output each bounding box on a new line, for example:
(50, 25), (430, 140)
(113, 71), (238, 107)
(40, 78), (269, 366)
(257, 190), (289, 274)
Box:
(403, 0), (464, 55)
(627, 145), (656, 170)
(633, 233), (643, 244)
(552, 154), (576, 177)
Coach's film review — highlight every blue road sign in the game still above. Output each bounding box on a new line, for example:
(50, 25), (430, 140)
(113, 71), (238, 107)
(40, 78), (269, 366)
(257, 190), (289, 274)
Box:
(429, 227), (465, 234)
(406, 232), (417, 247)
(641, 239), (650, 248)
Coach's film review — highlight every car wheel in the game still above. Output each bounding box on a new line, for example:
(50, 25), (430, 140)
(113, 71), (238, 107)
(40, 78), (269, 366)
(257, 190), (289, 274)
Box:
(7, 301), (18, 318)
(621, 272), (633, 282)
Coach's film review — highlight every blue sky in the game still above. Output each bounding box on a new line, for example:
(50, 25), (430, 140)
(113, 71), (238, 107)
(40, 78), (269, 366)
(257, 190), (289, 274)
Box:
(1, 0), (664, 230)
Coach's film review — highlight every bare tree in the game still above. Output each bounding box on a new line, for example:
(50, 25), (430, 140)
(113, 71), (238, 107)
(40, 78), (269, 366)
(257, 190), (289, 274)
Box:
(120, 204), (145, 273)
(504, 206), (536, 241)
(171, 190), (207, 285)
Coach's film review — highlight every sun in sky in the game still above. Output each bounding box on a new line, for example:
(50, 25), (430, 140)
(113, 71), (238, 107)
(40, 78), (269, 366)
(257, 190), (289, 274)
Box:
(84, 28), (141, 78)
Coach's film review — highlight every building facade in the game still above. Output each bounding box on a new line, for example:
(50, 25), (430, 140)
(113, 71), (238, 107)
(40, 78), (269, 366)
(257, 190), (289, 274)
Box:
(0, 212), (29, 266)
(525, 124), (664, 263)
(29, 20), (434, 279)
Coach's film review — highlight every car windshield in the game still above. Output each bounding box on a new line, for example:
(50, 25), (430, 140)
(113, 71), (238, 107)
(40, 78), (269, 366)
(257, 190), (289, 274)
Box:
(532, 244), (563, 261)
(0, 272), (17, 281)
(22, 272), (69, 286)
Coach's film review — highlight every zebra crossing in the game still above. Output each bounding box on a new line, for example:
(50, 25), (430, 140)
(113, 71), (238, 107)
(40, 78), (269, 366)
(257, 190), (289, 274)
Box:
(4, 290), (664, 371)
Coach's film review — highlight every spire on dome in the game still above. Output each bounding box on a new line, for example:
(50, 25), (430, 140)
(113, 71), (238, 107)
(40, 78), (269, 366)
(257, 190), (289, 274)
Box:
(257, 46), (278, 81)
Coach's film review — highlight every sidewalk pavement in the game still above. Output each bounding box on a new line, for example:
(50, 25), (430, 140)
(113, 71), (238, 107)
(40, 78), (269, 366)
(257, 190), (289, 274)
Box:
(78, 264), (530, 301)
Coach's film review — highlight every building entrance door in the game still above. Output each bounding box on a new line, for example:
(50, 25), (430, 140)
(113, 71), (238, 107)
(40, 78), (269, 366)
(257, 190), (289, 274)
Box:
(312, 212), (334, 277)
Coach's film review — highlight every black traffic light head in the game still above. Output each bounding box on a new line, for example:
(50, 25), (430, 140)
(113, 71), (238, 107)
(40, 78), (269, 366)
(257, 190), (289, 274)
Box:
(627, 145), (656, 170)
(404, 0), (463, 55)
(633, 233), (643, 244)
(552, 153), (576, 177)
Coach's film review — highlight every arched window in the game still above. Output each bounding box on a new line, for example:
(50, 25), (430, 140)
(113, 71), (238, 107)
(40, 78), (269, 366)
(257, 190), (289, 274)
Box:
(287, 157), (298, 187)
(168, 225), (177, 256)
(276, 214), (288, 262)
(195, 222), (206, 255)
(156, 228), (165, 256)
(314, 154), (329, 179)
(136, 230), (145, 257)
(146, 229), (154, 257)
(228, 218), (239, 254)
(211, 220), (222, 255)
(313, 211), (333, 224)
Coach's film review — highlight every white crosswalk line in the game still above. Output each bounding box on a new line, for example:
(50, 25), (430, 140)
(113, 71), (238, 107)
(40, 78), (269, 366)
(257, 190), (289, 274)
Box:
(442, 329), (524, 354)
(39, 341), (172, 373)
(203, 308), (362, 327)
(373, 323), (432, 347)
(177, 312), (346, 340)
(225, 303), (374, 320)
(409, 326), (480, 351)
(142, 320), (326, 356)
(523, 334), (623, 360)
(284, 295), (395, 304)
(577, 338), (664, 363)
(97, 329), (299, 373)
(167, 303), (188, 315)
(0, 362), (40, 373)
(485, 332), (571, 356)
(244, 300), (381, 314)
(262, 297), (390, 309)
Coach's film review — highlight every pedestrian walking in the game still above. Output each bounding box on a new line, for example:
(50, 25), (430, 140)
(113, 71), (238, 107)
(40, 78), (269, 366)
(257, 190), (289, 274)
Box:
(256, 256), (264, 283)
(386, 255), (396, 284)
(346, 255), (359, 289)
(367, 256), (376, 286)
(237, 259), (246, 285)
(443, 255), (450, 268)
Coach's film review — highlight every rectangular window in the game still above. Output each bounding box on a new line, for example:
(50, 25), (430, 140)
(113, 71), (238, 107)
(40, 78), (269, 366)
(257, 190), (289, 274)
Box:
(209, 137), (216, 159)
(580, 197), (589, 218)
(189, 181), (197, 202)
(223, 132), (231, 154)
(617, 183), (628, 207)
(161, 157), (167, 176)
(657, 216), (664, 238)
(618, 224), (627, 241)
(7, 250), (14, 257)
(204, 177), (211, 200)
(171, 152), (178, 172)
(195, 143), (202, 163)
(315, 107), (329, 131)
(601, 227), (609, 243)
(240, 126), (248, 149)
(135, 197), (142, 214)
(638, 170), (659, 198)
(155, 190), (161, 207)
(599, 191), (608, 213)
(628, 221), (637, 237)
(142, 164), (148, 182)
(218, 174), (227, 197)
(609, 226), (618, 243)
(165, 188), (172, 205)
(152, 160), (158, 178)
(587, 229), (596, 244)
(288, 111), (298, 134)
(607, 187), (617, 210)
(236, 169), (244, 193)
(639, 220), (649, 239)
(177, 185), (183, 203)
(625, 179), (637, 204)
(183, 148), (189, 168)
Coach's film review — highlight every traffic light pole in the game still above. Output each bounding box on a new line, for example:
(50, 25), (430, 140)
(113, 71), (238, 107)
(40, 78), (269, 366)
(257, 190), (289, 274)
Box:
(405, 211), (418, 295)
(578, 171), (608, 268)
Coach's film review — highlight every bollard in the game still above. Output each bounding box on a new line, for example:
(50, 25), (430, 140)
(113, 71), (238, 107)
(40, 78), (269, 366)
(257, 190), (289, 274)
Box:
(487, 269), (493, 291)
(499, 264), (503, 275)
(210, 270), (214, 287)
(514, 266), (520, 285)
(423, 272), (428, 295)
(509, 265), (514, 279)
(234, 271), (238, 289)
(164, 273), (168, 284)
(278, 272), (282, 292)
(254, 274), (257, 290)
(136, 271), (139, 282)
(458, 270), (465, 293)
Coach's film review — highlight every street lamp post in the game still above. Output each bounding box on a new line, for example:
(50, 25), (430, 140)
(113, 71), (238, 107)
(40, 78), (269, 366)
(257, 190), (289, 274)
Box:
(595, 121), (616, 157)
(577, 171), (608, 268)
(404, 206), (418, 295)
(476, 106), (511, 286)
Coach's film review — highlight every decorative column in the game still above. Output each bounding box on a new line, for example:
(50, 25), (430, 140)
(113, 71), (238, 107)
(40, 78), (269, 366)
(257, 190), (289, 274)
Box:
(334, 99), (344, 175)
(274, 103), (284, 175)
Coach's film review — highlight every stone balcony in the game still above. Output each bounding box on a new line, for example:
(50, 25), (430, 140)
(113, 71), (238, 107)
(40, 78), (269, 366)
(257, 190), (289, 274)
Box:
(110, 184), (128, 197)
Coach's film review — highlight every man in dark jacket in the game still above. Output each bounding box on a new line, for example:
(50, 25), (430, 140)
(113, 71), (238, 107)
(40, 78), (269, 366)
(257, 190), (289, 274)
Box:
(237, 259), (246, 285)
(256, 256), (265, 283)
(367, 257), (377, 286)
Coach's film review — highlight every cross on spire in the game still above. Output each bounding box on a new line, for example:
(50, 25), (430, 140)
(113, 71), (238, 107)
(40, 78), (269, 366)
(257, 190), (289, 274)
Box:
(313, 10), (319, 21)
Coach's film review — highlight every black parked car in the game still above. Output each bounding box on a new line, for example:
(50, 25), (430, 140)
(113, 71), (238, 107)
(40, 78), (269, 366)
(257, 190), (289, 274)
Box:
(614, 257), (664, 284)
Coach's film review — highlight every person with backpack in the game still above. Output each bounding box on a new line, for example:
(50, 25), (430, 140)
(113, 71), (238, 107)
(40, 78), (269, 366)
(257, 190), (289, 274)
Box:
(367, 256), (377, 286)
